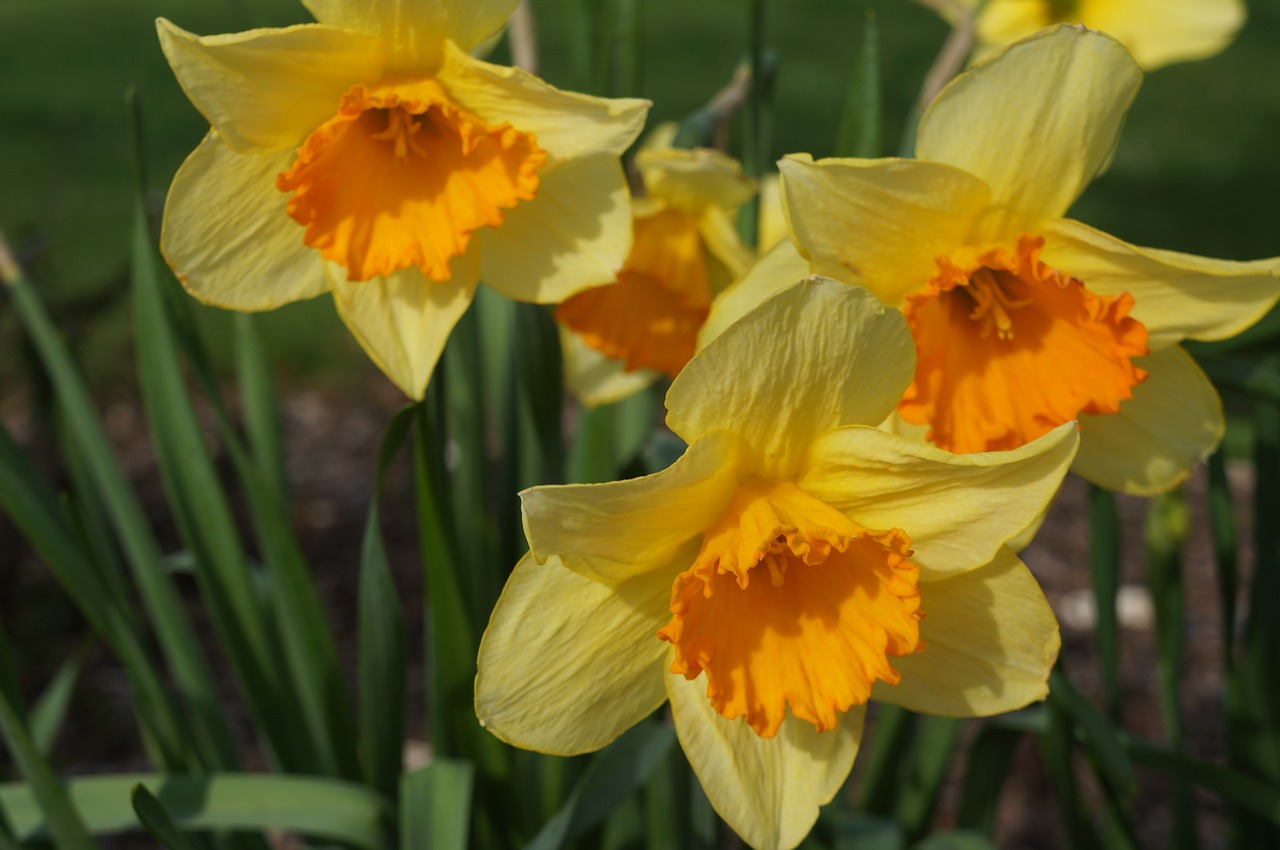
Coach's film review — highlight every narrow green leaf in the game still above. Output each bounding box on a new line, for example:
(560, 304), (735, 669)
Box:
(234, 314), (288, 513)
(1037, 698), (1098, 850)
(955, 725), (1022, 835)
(834, 11), (881, 158)
(29, 645), (86, 758)
(739, 0), (771, 246)
(524, 721), (676, 850)
(358, 408), (414, 799)
(0, 774), (392, 849)
(1144, 489), (1197, 850)
(130, 786), (199, 850)
(1124, 737), (1280, 825)
(1048, 667), (1135, 796)
(1088, 485), (1121, 721)
(830, 812), (903, 850)
(1206, 450), (1238, 671)
(400, 760), (475, 850)
(1197, 354), (1280, 405)
(513, 302), (565, 489)
(0, 625), (99, 850)
(856, 705), (915, 814)
(893, 716), (961, 840)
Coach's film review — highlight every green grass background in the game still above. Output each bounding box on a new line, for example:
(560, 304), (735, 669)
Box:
(1, 0), (1277, 384)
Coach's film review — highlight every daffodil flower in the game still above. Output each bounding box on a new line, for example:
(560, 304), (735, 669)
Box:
(710, 26), (1280, 495)
(476, 278), (1078, 850)
(932, 0), (1245, 70)
(557, 146), (755, 406)
(157, 0), (648, 398)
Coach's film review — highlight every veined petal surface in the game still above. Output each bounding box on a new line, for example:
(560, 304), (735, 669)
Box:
(157, 20), (384, 152)
(329, 252), (479, 399)
(871, 548), (1059, 716)
(1043, 219), (1280, 350)
(779, 155), (991, 307)
(1073, 346), (1224, 495)
(520, 432), (742, 583)
(668, 279), (916, 479)
(697, 240), (810, 351)
(479, 154), (634, 304)
(440, 43), (648, 164)
(302, 0), (519, 69)
(475, 552), (673, 756)
(162, 134), (327, 310)
(799, 422), (1078, 580)
(667, 670), (863, 850)
(916, 26), (1141, 238)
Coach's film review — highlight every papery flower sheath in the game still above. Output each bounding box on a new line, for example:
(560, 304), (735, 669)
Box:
(476, 278), (1078, 850)
(157, 0), (648, 398)
(557, 146), (755, 405)
(709, 25), (1280, 495)
(932, 0), (1245, 70)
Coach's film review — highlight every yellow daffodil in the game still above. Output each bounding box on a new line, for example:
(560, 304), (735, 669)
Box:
(709, 25), (1280, 495)
(932, 0), (1244, 69)
(476, 278), (1078, 850)
(157, 0), (648, 398)
(557, 146), (755, 405)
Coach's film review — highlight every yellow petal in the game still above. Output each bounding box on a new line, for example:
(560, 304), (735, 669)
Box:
(1077, 0), (1245, 70)
(157, 19), (384, 152)
(475, 552), (672, 756)
(756, 172), (788, 254)
(666, 669), (864, 850)
(302, 0), (518, 70)
(799, 422), (1078, 580)
(520, 433), (742, 583)
(1073, 346), (1224, 495)
(1042, 219), (1280, 350)
(700, 205), (755, 282)
(697, 240), (810, 350)
(479, 155), (634, 304)
(668, 279), (916, 479)
(916, 25), (1142, 237)
(870, 548), (1059, 716)
(329, 251), (479, 399)
(439, 43), (648, 164)
(561, 328), (661, 407)
(778, 155), (991, 307)
(636, 148), (756, 213)
(161, 133), (328, 310)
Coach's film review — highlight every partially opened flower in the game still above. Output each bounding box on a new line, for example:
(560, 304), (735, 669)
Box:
(477, 278), (1078, 850)
(711, 25), (1280, 494)
(157, 0), (648, 398)
(557, 146), (755, 405)
(930, 0), (1244, 69)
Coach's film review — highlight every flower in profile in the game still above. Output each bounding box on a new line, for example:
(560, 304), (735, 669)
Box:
(477, 278), (1078, 850)
(930, 0), (1244, 69)
(557, 146), (754, 405)
(157, 0), (648, 398)
(713, 25), (1280, 494)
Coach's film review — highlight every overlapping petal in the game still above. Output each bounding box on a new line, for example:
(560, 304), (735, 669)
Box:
(636, 148), (756, 213)
(1073, 346), (1224, 495)
(329, 252), (479, 399)
(799, 422), (1078, 580)
(870, 548), (1059, 716)
(561, 329), (660, 407)
(439, 43), (648, 164)
(1043, 219), (1280, 350)
(479, 155), (635, 304)
(1071, 0), (1245, 70)
(778, 155), (991, 307)
(475, 552), (674, 756)
(302, 0), (519, 69)
(162, 134), (328, 310)
(156, 20), (384, 152)
(697, 240), (810, 350)
(668, 279), (915, 478)
(916, 25), (1142, 238)
(520, 432), (742, 583)
(667, 671), (864, 850)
